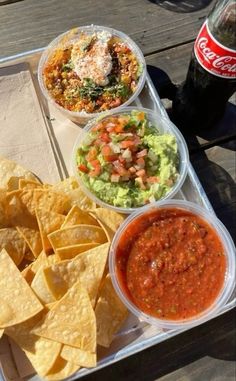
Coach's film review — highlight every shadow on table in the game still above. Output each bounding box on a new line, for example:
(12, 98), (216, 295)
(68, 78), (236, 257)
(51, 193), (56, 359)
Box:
(148, 0), (213, 13)
(82, 309), (235, 381)
(148, 64), (236, 241)
(190, 151), (236, 242)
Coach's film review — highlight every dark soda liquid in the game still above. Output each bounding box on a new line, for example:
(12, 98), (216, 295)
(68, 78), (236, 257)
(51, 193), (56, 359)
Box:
(172, 1), (236, 132)
(172, 51), (236, 131)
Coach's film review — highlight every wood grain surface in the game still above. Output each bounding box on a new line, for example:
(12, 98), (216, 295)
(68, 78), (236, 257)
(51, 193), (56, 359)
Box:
(82, 309), (236, 381)
(0, 0), (215, 58)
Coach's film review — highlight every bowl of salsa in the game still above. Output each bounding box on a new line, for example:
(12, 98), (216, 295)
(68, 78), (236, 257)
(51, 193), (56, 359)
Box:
(38, 25), (146, 124)
(109, 200), (235, 329)
(72, 107), (189, 213)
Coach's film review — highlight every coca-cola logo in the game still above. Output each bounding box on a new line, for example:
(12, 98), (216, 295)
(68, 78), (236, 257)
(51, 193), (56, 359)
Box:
(194, 22), (236, 78)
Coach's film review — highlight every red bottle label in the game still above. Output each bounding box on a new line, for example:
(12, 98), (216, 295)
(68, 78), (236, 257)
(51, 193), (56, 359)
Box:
(194, 21), (236, 79)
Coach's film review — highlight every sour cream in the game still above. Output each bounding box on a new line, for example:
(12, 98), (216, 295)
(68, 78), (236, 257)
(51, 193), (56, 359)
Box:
(71, 31), (113, 86)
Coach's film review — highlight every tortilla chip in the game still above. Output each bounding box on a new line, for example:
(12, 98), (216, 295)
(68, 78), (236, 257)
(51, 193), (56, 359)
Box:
(91, 208), (125, 233)
(17, 226), (42, 258)
(0, 227), (28, 265)
(20, 189), (70, 217)
(0, 156), (36, 188)
(31, 251), (48, 273)
(35, 208), (65, 253)
(91, 208), (125, 241)
(44, 243), (109, 306)
(7, 176), (24, 191)
(32, 281), (96, 351)
(95, 274), (128, 347)
(62, 205), (99, 229)
(5, 312), (61, 377)
(45, 356), (80, 381)
(31, 268), (56, 305)
(61, 346), (96, 368)
(56, 243), (99, 260)
(48, 225), (107, 251)
(67, 188), (96, 211)
(19, 179), (43, 190)
(0, 329), (3, 339)
(21, 264), (35, 285)
(52, 176), (79, 193)
(5, 190), (37, 229)
(0, 190), (9, 228)
(0, 249), (43, 328)
(47, 254), (60, 265)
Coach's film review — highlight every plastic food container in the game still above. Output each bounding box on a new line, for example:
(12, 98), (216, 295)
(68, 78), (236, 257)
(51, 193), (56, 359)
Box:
(38, 25), (146, 125)
(72, 106), (189, 214)
(109, 199), (236, 329)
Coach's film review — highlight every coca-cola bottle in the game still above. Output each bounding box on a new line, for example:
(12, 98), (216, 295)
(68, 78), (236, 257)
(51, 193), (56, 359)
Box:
(172, 0), (236, 132)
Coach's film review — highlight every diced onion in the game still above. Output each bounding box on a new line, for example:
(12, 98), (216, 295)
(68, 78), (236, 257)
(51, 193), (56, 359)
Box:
(122, 148), (132, 160)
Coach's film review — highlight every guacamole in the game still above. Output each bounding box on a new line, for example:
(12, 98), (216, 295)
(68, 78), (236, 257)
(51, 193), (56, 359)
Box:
(76, 110), (179, 208)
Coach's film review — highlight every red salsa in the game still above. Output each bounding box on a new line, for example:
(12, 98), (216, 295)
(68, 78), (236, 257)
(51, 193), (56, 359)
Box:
(116, 208), (226, 320)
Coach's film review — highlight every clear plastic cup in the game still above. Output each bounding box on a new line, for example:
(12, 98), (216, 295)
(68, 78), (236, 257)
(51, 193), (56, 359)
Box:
(72, 107), (189, 214)
(38, 25), (146, 125)
(109, 199), (236, 329)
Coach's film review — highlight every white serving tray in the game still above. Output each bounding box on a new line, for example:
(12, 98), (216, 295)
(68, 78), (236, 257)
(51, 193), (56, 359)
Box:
(0, 48), (235, 381)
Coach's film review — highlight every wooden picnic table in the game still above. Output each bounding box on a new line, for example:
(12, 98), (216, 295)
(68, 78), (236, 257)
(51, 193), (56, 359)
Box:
(1, 0), (235, 380)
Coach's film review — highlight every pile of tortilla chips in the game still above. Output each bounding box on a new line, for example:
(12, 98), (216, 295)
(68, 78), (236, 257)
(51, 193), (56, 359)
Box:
(0, 157), (128, 381)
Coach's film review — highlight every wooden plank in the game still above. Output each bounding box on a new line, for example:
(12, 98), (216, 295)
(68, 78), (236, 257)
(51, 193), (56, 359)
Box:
(80, 308), (236, 381)
(147, 42), (193, 86)
(0, 0), (215, 58)
(190, 142), (236, 242)
(0, 0), (24, 5)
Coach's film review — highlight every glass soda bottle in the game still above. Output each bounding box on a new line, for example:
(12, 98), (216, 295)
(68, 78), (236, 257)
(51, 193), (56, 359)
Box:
(172, 0), (236, 132)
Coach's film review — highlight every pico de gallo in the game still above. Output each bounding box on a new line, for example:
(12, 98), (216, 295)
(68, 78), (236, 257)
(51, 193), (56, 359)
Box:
(116, 207), (226, 320)
(43, 30), (143, 113)
(76, 110), (179, 208)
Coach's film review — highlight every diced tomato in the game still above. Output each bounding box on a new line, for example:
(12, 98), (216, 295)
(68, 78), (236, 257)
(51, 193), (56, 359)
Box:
(94, 139), (103, 147)
(114, 121), (125, 133)
(100, 133), (111, 143)
(120, 140), (135, 149)
(128, 166), (136, 174)
(89, 168), (101, 177)
(147, 176), (160, 184)
(78, 164), (89, 173)
(90, 160), (100, 168)
(133, 136), (142, 145)
(104, 154), (119, 162)
(88, 160), (101, 177)
(86, 147), (98, 162)
(101, 145), (118, 162)
(136, 149), (147, 158)
(136, 157), (145, 168)
(101, 145), (113, 156)
(92, 122), (104, 132)
(136, 169), (146, 177)
(113, 161), (130, 177)
(106, 126), (116, 133)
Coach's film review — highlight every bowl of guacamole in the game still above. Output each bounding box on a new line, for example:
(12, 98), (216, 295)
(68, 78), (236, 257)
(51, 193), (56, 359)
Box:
(72, 107), (189, 213)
